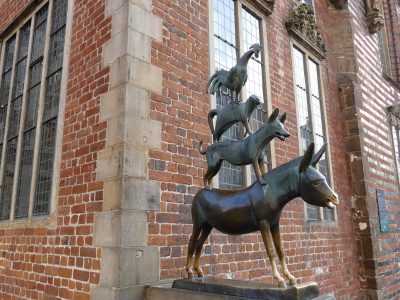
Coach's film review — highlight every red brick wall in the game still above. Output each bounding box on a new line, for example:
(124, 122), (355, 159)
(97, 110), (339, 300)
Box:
(348, 0), (400, 298)
(148, 0), (361, 298)
(0, 0), (111, 298)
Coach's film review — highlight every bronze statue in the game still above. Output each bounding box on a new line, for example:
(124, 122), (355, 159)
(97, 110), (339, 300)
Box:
(206, 43), (262, 103)
(186, 143), (339, 288)
(198, 108), (289, 190)
(208, 95), (261, 142)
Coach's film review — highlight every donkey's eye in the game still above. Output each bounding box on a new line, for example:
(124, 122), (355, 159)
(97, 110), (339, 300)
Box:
(312, 182), (319, 186)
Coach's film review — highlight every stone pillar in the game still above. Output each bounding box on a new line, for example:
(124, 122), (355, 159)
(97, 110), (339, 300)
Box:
(338, 81), (384, 299)
(92, 0), (163, 299)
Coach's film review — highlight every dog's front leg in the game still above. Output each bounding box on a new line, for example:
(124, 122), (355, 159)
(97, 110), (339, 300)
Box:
(252, 156), (267, 185)
(243, 119), (253, 136)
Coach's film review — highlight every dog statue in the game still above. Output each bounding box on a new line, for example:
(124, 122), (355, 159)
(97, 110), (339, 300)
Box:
(199, 108), (289, 190)
(208, 95), (261, 142)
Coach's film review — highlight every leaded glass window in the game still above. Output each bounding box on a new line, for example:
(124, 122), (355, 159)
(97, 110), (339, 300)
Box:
(292, 46), (334, 222)
(211, 0), (270, 189)
(0, 0), (68, 220)
(389, 108), (400, 184)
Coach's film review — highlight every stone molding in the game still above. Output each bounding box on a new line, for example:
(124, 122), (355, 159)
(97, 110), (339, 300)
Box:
(286, 4), (326, 60)
(363, 0), (384, 34)
(387, 103), (400, 126)
(328, 0), (348, 9)
(92, 0), (163, 299)
(247, 0), (275, 15)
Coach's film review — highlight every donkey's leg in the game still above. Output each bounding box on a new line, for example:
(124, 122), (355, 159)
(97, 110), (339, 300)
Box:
(185, 224), (201, 279)
(259, 221), (286, 288)
(271, 227), (297, 286)
(193, 224), (212, 277)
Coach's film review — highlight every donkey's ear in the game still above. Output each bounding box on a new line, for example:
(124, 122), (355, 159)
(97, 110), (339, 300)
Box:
(279, 112), (287, 123)
(299, 143), (315, 172)
(268, 108), (279, 123)
(311, 143), (327, 167)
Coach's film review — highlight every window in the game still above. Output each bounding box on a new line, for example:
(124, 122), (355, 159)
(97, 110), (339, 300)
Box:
(377, 23), (393, 79)
(388, 105), (400, 184)
(211, 0), (271, 189)
(0, 0), (68, 221)
(292, 46), (334, 222)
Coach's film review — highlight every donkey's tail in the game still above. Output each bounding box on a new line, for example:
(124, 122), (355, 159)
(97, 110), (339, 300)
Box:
(198, 141), (207, 155)
(207, 109), (218, 134)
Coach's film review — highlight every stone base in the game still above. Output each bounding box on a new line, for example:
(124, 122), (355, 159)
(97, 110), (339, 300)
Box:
(145, 278), (336, 300)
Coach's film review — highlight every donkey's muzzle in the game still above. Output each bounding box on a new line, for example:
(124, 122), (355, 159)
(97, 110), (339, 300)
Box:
(326, 193), (339, 209)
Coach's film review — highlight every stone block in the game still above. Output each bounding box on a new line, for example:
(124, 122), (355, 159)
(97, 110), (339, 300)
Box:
(103, 177), (160, 211)
(93, 210), (148, 247)
(122, 178), (160, 210)
(96, 144), (148, 179)
(109, 56), (162, 94)
(106, 0), (152, 18)
(106, 116), (162, 149)
(100, 84), (150, 121)
(103, 28), (152, 65)
(99, 247), (159, 287)
(91, 284), (147, 300)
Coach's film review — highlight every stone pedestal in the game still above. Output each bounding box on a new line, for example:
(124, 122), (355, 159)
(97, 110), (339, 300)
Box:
(145, 278), (335, 300)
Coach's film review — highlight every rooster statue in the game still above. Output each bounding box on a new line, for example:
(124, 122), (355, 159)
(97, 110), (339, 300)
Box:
(206, 43), (261, 103)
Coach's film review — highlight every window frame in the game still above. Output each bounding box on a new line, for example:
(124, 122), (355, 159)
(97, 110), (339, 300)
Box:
(290, 40), (337, 223)
(0, 0), (72, 227)
(388, 108), (400, 187)
(208, 0), (275, 189)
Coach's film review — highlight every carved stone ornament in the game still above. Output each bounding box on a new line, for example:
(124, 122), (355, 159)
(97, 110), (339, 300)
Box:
(363, 0), (384, 34)
(388, 103), (400, 126)
(285, 4), (326, 60)
(329, 0), (348, 9)
(247, 0), (275, 15)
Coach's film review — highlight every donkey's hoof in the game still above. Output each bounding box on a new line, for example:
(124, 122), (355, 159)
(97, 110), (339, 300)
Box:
(289, 278), (297, 286)
(187, 271), (194, 280)
(204, 186), (211, 191)
(278, 280), (287, 288)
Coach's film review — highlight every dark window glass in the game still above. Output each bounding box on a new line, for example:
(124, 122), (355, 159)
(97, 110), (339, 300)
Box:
(213, 0), (245, 189)
(293, 47), (333, 221)
(32, 0), (68, 215)
(15, 129), (35, 218)
(43, 71), (61, 121)
(34, 119), (56, 215)
(0, 138), (17, 220)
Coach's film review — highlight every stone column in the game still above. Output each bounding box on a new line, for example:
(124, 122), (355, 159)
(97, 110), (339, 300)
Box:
(92, 0), (163, 299)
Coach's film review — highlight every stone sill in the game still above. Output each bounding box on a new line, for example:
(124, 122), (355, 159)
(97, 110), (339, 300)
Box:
(247, 0), (275, 15)
(0, 214), (57, 229)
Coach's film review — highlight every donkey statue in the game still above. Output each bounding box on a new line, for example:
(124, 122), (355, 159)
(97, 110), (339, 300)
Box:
(185, 143), (339, 288)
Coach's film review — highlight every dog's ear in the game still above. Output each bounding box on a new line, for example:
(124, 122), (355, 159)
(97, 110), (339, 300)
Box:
(299, 143), (315, 173)
(280, 112), (287, 123)
(268, 108), (279, 123)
